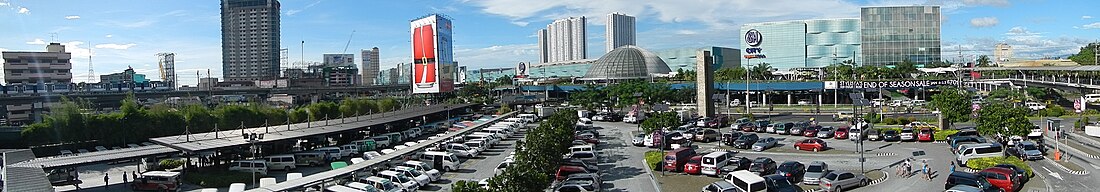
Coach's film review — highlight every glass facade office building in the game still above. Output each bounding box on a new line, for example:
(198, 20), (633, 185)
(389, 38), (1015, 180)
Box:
(657, 46), (741, 72)
(740, 21), (807, 70)
(806, 19), (861, 67)
(861, 6), (941, 66)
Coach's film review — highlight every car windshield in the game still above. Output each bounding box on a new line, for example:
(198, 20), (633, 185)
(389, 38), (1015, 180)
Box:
(407, 169), (422, 176)
(1023, 144), (1039, 150)
(920, 129), (931, 134)
(820, 127), (833, 132)
(767, 177), (795, 188)
(824, 172), (840, 180)
(778, 164), (797, 171)
(807, 165), (825, 172)
(395, 175), (412, 183)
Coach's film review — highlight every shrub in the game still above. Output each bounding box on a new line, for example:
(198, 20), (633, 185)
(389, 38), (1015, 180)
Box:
(896, 117), (912, 125)
(965, 156), (1033, 177)
(645, 150), (664, 171)
(934, 129), (959, 141)
(883, 117), (897, 125)
(158, 159), (184, 170)
(182, 169), (255, 187)
(907, 117), (918, 124)
(864, 112), (881, 124)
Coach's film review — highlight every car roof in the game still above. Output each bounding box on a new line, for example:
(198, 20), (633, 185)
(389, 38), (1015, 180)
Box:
(981, 167), (1014, 174)
(949, 171), (981, 179)
(728, 170), (765, 183)
(704, 151), (729, 158)
(808, 161), (826, 166)
(780, 161), (802, 166)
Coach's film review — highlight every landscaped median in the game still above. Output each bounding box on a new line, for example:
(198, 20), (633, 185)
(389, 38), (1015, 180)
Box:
(964, 156), (1034, 177)
(645, 150), (664, 170)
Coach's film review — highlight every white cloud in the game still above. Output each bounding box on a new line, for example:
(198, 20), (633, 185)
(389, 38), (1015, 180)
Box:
(94, 43), (137, 50)
(105, 34), (113, 38)
(510, 21), (529, 26)
(962, 0), (1009, 7)
(454, 44), (539, 68)
(969, 17), (998, 28)
(25, 38), (46, 45)
(1084, 16), (1093, 19)
(17, 7), (28, 14)
(0, 48), (7, 52)
(285, 0), (323, 16)
(1083, 22), (1100, 29)
(468, 0), (860, 28)
(65, 15), (80, 20)
(61, 41), (92, 59)
(1006, 27), (1040, 36)
(675, 30), (698, 35)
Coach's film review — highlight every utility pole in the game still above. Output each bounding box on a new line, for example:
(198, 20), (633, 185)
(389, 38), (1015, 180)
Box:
(833, 47), (838, 109)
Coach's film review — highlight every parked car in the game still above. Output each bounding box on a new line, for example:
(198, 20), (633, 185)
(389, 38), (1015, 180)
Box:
(866, 129), (882, 141)
(775, 122), (794, 135)
(789, 123), (805, 136)
(763, 174), (805, 192)
(555, 166), (595, 181)
(732, 133), (760, 149)
(701, 151), (733, 176)
(803, 161), (829, 185)
(776, 161), (806, 183)
(794, 138), (828, 152)
(978, 167), (1020, 192)
(992, 164), (1030, 184)
(834, 126), (849, 140)
(684, 155), (704, 175)
(882, 130), (900, 142)
(917, 128), (934, 142)
(819, 171), (868, 192)
(561, 159), (599, 173)
(899, 128), (916, 141)
(663, 148), (698, 172)
(951, 136), (989, 153)
(632, 133), (647, 147)
(945, 185), (985, 192)
(738, 123), (757, 132)
(816, 126), (835, 138)
(849, 126), (864, 141)
(945, 171), (1001, 192)
(802, 126), (820, 137)
(748, 157), (777, 175)
(722, 131), (744, 147)
(719, 157), (753, 174)
(752, 137), (778, 152)
(833, 112), (853, 121)
(700, 180), (739, 192)
(694, 129), (721, 142)
(560, 173), (602, 191)
(1009, 141), (1044, 161)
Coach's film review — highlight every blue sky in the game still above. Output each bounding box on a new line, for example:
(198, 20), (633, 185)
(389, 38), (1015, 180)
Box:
(1, 0), (1097, 85)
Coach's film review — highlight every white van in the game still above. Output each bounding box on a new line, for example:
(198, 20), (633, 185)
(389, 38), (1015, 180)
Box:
(1086, 94), (1100, 103)
(229, 160), (268, 175)
(339, 144), (359, 158)
(265, 155), (297, 171)
(403, 161), (442, 182)
(378, 170), (419, 191)
(569, 145), (595, 154)
(482, 128), (512, 137)
(315, 147), (342, 161)
(465, 139), (489, 153)
(371, 136), (392, 148)
(403, 129), (420, 140)
(359, 176), (402, 192)
(382, 133), (404, 143)
(518, 114), (538, 123)
(419, 151), (460, 172)
(701, 152), (731, 176)
(467, 133), (500, 146)
(957, 143), (1004, 165)
(723, 170), (767, 192)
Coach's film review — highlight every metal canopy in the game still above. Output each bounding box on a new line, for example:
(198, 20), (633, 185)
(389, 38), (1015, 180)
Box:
(151, 104), (473, 153)
(10, 145), (178, 168)
(246, 111), (517, 192)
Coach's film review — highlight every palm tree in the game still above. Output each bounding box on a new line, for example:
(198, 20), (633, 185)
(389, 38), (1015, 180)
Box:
(751, 63), (773, 81)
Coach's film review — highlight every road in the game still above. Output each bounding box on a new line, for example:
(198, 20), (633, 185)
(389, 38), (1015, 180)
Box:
(432, 123), (532, 191)
(594, 121), (660, 192)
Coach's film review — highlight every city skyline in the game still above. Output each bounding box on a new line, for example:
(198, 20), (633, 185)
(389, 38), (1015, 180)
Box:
(1, 0), (1097, 86)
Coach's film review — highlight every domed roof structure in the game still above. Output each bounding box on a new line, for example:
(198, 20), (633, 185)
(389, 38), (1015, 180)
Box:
(580, 45), (671, 80)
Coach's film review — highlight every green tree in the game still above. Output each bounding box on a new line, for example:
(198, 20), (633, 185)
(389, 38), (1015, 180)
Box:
(494, 76), (514, 86)
(1068, 43), (1098, 65)
(749, 63), (773, 80)
(976, 55), (994, 67)
(976, 103), (1032, 137)
(930, 88), (974, 123)
(640, 112), (680, 134)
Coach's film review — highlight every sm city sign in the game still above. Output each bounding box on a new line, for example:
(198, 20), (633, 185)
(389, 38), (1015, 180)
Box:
(743, 29), (766, 59)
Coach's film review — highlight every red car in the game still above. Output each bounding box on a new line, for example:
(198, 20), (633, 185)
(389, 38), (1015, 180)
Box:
(834, 126), (849, 139)
(739, 123), (756, 132)
(979, 167), (1020, 192)
(556, 165), (594, 180)
(802, 126), (819, 137)
(683, 155), (704, 175)
(575, 135), (599, 144)
(917, 128), (934, 142)
(794, 138), (828, 152)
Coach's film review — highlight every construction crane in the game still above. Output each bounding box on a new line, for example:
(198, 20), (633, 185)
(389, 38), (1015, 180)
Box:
(342, 30), (356, 54)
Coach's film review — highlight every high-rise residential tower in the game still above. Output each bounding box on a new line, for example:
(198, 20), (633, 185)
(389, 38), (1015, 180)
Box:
(538, 16), (587, 63)
(362, 47), (380, 85)
(860, 5), (941, 66)
(994, 43), (1012, 64)
(221, 0), (281, 82)
(606, 12), (636, 53)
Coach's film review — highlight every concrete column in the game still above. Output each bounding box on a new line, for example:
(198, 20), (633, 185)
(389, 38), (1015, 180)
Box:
(761, 93), (767, 107)
(787, 94), (793, 106)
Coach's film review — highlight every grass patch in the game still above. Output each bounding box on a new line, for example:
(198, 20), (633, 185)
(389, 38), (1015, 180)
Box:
(964, 156), (1033, 177)
(654, 172), (721, 192)
(645, 150), (664, 171)
(934, 129), (959, 141)
(182, 167), (259, 188)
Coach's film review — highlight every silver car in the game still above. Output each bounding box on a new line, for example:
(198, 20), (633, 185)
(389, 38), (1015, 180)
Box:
(816, 126), (835, 138)
(803, 161), (829, 185)
(819, 171), (868, 192)
(751, 137), (777, 152)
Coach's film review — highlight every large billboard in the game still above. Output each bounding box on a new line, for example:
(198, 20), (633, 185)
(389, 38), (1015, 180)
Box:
(323, 54), (355, 67)
(410, 14), (455, 94)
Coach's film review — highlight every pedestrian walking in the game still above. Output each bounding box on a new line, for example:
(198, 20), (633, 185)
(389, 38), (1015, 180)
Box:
(103, 172), (110, 189)
(123, 172), (128, 183)
(132, 171), (138, 180)
(922, 159), (930, 180)
(949, 161), (955, 173)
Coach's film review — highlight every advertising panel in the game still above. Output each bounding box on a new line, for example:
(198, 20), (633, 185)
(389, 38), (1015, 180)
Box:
(411, 15), (455, 94)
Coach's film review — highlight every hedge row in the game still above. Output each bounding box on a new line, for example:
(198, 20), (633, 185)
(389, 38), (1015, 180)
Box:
(965, 156), (1033, 177)
(645, 150), (664, 171)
